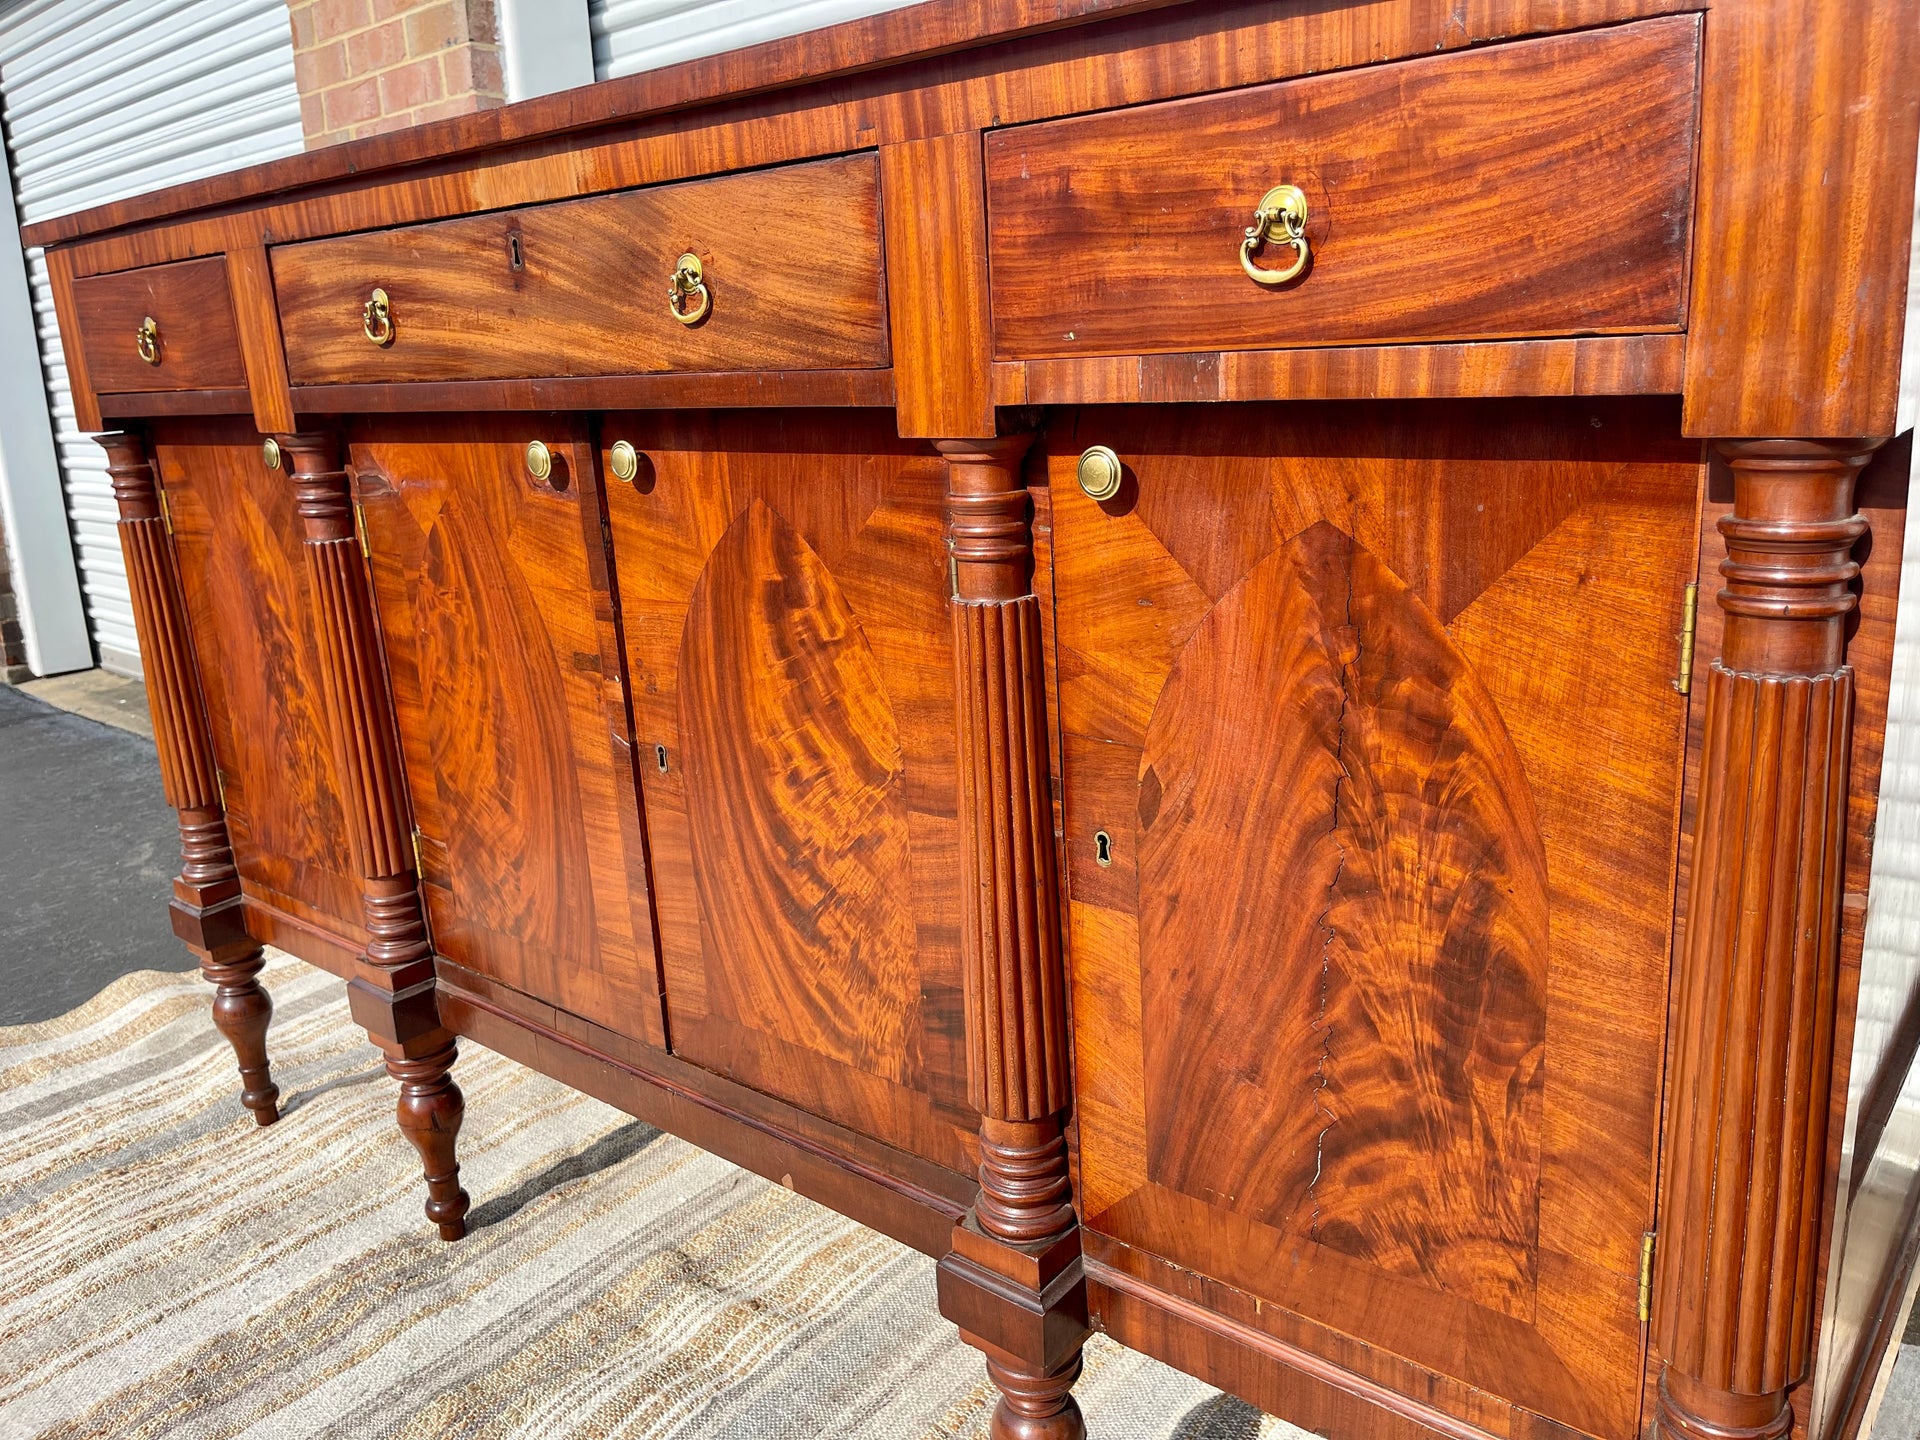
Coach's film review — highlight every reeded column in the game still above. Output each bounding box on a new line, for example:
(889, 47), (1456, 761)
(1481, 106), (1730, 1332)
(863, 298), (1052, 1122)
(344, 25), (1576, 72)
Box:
(99, 431), (278, 1125)
(1652, 438), (1881, 1440)
(277, 431), (468, 1241)
(933, 436), (1088, 1440)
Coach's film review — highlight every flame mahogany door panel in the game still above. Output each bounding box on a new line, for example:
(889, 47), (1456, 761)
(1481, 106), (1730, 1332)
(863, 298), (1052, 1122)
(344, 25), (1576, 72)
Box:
(148, 416), (365, 952)
(600, 410), (975, 1178)
(1050, 398), (1703, 1440)
(348, 415), (666, 1049)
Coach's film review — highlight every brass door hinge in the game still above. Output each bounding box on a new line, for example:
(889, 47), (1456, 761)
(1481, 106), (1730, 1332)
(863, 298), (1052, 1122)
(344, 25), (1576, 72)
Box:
(1672, 582), (1698, 695)
(215, 769), (227, 811)
(410, 825), (425, 877)
(158, 486), (173, 537)
(353, 499), (371, 560)
(1639, 1231), (1657, 1323)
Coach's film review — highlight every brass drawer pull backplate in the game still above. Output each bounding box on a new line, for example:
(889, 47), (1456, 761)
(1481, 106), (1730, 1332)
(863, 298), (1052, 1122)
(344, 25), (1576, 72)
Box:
(1241, 185), (1311, 286)
(669, 253), (711, 326)
(136, 315), (161, 365)
(363, 287), (395, 346)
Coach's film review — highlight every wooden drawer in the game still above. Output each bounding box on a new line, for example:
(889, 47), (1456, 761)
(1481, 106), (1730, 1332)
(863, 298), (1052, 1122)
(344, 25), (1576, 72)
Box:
(272, 155), (888, 385)
(72, 257), (247, 394)
(985, 16), (1701, 359)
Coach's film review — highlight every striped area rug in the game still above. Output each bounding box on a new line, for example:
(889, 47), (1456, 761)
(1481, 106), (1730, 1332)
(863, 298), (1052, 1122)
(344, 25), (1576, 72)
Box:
(0, 953), (1305, 1439)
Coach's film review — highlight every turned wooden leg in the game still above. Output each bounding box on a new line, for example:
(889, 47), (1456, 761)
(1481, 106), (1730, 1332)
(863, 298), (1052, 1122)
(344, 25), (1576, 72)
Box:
(98, 431), (281, 1127)
(934, 437), (1089, 1439)
(1651, 439), (1882, 1438)
(389, 1041), (469, 1241)
(985, 1352), (1085, 1440)
(281, 430), (466, 1239)
(204, 950), (279, 1125)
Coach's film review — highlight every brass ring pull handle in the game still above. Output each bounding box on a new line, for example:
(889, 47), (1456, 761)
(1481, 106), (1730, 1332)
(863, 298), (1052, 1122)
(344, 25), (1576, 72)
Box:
(669, 253), (710, 326)
(1240, 185), (1311, 286)
(362, 287), (395, 346)
(136, 316), (160, 366)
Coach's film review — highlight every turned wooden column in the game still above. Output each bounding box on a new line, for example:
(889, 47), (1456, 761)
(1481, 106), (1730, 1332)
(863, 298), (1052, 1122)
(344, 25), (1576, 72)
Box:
(99, 431), (279, 1126)
(277, 431), (469, 1241)
(1652, 438), (1882, 1440)
(934, 436), (1088, 1440)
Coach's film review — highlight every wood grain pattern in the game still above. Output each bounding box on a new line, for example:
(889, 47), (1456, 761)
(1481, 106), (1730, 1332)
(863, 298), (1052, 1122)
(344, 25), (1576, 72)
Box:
(287, 368), (893, 416)
(1003, 335), (1687, 408)
(351, 417), (665, 1051)
(986, 18), (1699, 359)
(44, 246), (102, 432)
(1651, 439), (1878, 1440)
(1050, 399), (1703, 1440)
(272, 157), (886, 385)
(100, 429), (279, 1126)
(679, 500), (917, 1077)
(880, 134), (994, 439)
(600, 409), (972, 1170)
(149, 419), (365, 948)
(72, 257), (246, 393)
(44, 1), (1690, 278)
(1682, 0), (1920, 437)
(1137, 521), (1548, 1318)
(221, 234), (295, 433)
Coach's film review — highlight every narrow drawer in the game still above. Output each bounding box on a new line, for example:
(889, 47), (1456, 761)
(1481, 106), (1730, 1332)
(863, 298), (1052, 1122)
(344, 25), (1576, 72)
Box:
(72, 257), (247, 394)
(272, 155), (889, 385)
(985, 16), (1701, 359)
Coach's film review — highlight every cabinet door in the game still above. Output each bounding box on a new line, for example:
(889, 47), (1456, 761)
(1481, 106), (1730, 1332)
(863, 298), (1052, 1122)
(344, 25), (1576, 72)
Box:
(601, 410), (974, 1176)
(351, 416), (665, 1048)
(151, 417), (364, 955)
(1052, 399), (1701, 1440)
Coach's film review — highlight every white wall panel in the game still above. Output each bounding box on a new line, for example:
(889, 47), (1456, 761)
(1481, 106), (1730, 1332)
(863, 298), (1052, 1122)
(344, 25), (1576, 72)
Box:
(0, 0), (302, 674)
(589, 0), (915, 81)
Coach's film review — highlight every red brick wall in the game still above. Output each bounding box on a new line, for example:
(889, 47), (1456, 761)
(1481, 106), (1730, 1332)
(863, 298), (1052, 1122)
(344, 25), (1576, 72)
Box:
(287, 0), (505, 148)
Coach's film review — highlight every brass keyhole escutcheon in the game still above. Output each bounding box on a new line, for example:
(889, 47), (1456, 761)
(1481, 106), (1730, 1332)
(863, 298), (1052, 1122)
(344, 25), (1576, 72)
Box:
(525, 440), (553, 482)
(1077, 445), (1124, 501)
(609, 440), (640, 483)
(1241, 184), (1311, 286)
(1094, 830), (1114, 867)
(363, 287), (395, 346)
(669, 253), (710, 325)
(261, 437), (282, 472)
(135, 316), (160, 366)
(655, 743), (670, 774)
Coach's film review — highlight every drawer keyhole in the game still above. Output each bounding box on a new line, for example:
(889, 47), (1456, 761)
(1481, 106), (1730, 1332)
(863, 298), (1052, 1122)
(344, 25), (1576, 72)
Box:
(655, 743), (670, 774)
(1094, 830), (1113, 867)
(507, 233), (524, 271)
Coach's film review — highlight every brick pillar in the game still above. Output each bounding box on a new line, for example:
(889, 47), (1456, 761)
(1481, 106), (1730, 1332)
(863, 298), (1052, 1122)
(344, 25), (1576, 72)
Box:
(288, 1), (505, 148)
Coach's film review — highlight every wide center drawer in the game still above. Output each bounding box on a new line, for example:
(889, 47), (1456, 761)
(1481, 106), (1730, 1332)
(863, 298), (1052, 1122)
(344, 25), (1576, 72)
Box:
(271, 155), (889, 385)
(985, 16), (1701, 359)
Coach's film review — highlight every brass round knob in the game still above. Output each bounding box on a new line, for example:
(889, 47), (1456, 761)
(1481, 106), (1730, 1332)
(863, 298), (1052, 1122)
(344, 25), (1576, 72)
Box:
(1077, 445), (1124, 501)
(525, 440), (552, 482)
(608, 440), (639, 483)
(136, 316), (160, 365)
(261, 437), (282, 472)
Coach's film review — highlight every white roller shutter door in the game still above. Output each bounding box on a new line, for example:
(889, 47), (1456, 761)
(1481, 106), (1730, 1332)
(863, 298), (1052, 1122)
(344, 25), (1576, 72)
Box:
(0, 0), (302, 675)
(588, 0), (915, 82)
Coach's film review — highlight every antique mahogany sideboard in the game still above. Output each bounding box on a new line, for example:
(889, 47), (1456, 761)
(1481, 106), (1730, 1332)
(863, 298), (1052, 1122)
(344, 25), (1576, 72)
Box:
(28, 2), (1920, 1437)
